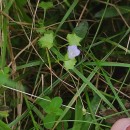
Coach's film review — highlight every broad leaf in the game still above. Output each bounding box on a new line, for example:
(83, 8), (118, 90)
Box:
(118, 6), (130, 13)
(50, 97), (62, 109)
(43, 114), (56, 129)
(54, 108), (63, 116)
(46, 97), (63, 115)
(36, 96), (51, 112)
(56, 122), (68, 130)
(95, 6), (130, 18)
(73, 20), (88, 39)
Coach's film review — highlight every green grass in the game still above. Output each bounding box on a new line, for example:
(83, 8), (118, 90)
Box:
(0, 0), (130, 130)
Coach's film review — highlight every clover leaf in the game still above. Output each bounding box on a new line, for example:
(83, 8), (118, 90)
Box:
(50, 97), (62, 109)
(43, 114), (56, 129)
(36, 96), (51, 113)
(36, 96), (63, 115)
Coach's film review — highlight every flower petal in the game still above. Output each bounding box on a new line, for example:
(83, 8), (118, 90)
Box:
(67, 45), (80, 59)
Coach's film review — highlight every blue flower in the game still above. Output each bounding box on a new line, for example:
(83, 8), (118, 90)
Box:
(67, 45), (80, 59)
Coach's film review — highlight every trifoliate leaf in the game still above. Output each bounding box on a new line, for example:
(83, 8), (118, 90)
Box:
(36, 96), (51, 112)
(67, 33), (81, 46)
(54, 108), (63, 116)
(38, 32), (54, 49)
(44, 97), (63, 114)
(39, 2), (53, 10)
(50, 97), (62, 109)
(43, 114), (56, 129)
(64, 59), (76, 70)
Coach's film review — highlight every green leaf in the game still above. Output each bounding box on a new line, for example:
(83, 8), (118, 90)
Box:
(56, 110), (71, 130)
(3, 67), (10, 74)
(0, 67), (10, 82)
(95, 7), (117, 18)
(0, 106), (11, 118)
(50, 97), (62, 109)
(0, 57), (5, 68)
(36, 96), (51, 112)
(56, 121), (68, 130)
(15, 0), (31, 22)
(0, 72), (8, 85)
(37, 97), (63, 115)
(64, 53), (69, 61)
(118, 6), (130, 13)
(73, 20), (88, 39)
(36, 20), (45, 34)
(38, 32), (54, 49)
(64, 59), (76, 70)
(0, 120), (11, 130)
(17, 0), (27, 6)
(67, 33), (81, 46)
(43, 114), (56, 129)
(37, 28), (46, 34)
(0, 111), (9, 117)
(82, 107), (87, 115)
(81, 94), (101, 130)
(46, 97), (63, 115)
(54, 108), (63, 116)
(95, 6), (130, 18)
(39, 2), (53, 10)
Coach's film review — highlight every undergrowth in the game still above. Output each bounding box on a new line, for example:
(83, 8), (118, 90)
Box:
(0, 0), (130, 130)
